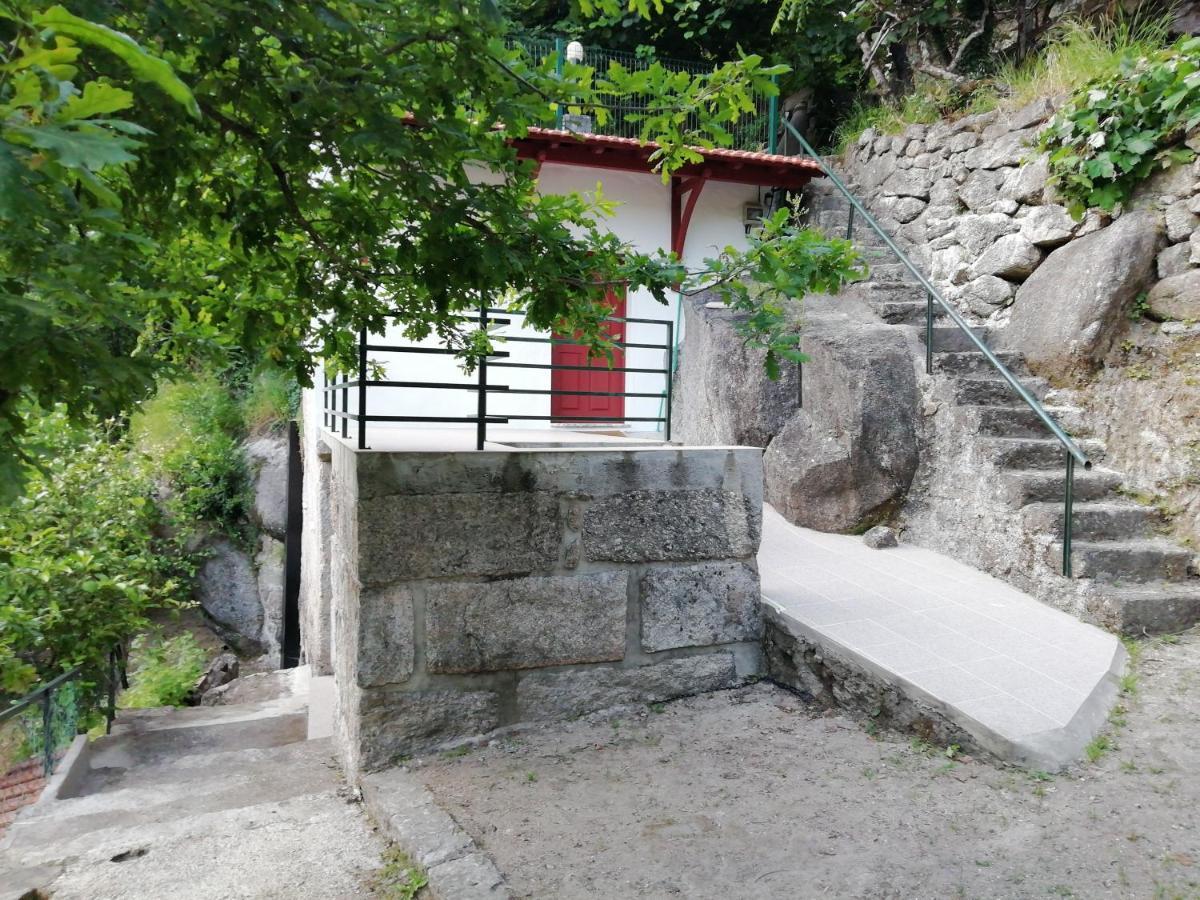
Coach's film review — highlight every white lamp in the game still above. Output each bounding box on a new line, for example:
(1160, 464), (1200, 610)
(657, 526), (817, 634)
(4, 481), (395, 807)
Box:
(565, 40), (584, 64)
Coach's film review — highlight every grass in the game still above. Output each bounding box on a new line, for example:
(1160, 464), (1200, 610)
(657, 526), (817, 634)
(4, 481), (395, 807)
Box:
(1085, 733), (1113, 763)
(832, 15), (1174, 154)
(371, 846), (428, 900)
(241, 368), (299, 436)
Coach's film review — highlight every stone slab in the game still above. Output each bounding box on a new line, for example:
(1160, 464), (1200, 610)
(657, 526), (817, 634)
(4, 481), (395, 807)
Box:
(758, 505), (1125, 770)
(640, 562), (762, 652)
(582, 489), (760, 563)
(357, 584), (415, 687)
(426, 573), (628, 674)
(515, 653), (739, 721)
(356, 689), (501, 771)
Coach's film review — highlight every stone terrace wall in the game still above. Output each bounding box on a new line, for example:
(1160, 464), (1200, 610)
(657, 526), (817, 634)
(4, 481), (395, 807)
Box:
(323, 440), (765, 778)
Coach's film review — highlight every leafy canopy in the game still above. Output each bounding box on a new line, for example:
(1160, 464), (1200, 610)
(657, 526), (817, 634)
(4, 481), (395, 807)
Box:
(1, 0), (858, 500)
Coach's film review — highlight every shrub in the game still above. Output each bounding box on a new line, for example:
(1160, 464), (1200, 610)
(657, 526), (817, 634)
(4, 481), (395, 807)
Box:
(132, 376), (254, 545)
(1039, 34), (1200, 217)
(119, 632), (208, 709)
(240, 369), (300, 436)
(0, 409), (192, 697)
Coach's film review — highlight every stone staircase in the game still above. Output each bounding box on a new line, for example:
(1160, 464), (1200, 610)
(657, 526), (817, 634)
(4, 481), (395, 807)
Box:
(0, 672), (383, 900)
(811, 191), (1200, 635)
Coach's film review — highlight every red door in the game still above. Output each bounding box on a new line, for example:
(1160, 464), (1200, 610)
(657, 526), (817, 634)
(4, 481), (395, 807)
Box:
(551, 288), (626, 423)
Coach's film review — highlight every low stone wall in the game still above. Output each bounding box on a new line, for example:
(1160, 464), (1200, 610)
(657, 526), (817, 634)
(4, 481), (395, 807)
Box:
(320, 438), (765, 777)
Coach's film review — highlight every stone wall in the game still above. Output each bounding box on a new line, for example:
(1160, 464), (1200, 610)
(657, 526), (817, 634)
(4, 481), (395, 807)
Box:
(320, 439), (765, 778)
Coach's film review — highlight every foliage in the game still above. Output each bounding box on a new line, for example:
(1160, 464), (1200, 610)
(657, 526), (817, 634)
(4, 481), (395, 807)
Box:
(240, 369), (299, 436)
(119, 632), (207, 709)
(0, 408), (191, 696)
(1, 0), (860, 499)
(131, 376), (253, 545)
(371, 846), (429, 900)
(695, 210), (865, 377)
(1039, 35), (1200, 217)
(0, 4), (199, 503)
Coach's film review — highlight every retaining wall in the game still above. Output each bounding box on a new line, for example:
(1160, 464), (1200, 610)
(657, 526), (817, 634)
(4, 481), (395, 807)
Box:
(317, 438), (765, 777)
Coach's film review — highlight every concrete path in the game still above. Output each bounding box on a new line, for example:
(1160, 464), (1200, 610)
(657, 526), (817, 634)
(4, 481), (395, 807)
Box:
(759, 505), (1125, 769)
(0, 673), (385, 899)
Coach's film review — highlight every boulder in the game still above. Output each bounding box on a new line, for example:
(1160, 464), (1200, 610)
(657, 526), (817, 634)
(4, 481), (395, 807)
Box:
(1146, 270), (1200, 321)
(1008, 97), (1055, 132)
(958, 170), (1003, 211)
(962, 129), (1036, 170)
(971, 234), (1043, 281)
(194, 537), (264, 652)
(881, 168), (931, 200)
(763, 321), (920, 532)
(672, 295), (801, 448)
(1000, 209), (1164, 377)
(1019, 205), (1075, 247)
(244, 435), (289, 539)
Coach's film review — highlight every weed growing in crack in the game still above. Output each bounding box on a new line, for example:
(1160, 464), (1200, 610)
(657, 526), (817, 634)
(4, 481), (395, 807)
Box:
(371, 846), (428, 900)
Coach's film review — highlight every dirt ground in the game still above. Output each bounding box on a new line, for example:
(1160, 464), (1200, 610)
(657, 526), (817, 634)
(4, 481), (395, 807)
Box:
(414, 632), (1200, 900)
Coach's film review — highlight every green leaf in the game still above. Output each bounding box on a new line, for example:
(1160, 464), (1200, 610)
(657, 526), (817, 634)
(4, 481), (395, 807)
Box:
(57, 81), (134, 121)
(7, 123), (140, 169)
(33, 5), (200, 118)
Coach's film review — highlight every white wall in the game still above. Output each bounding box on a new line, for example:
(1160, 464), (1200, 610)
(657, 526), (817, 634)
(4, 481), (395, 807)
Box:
(320, 165), (759, 438)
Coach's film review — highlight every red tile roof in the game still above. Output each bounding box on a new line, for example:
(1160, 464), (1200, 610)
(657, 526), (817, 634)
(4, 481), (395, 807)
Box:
(514, 127), (824, 189)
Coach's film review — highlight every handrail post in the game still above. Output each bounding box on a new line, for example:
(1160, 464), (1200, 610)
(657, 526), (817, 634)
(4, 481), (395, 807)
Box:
(106, 648), (117, 735)
(554, 38), (565, 129)
(767, 74), (779, 155)
(477, 303), (488, 451)
(357, 327), (368, 450)
(1063, 452), (1075, 577)
(340, 364), (348, 439)
(41, 686), (53, 777)
(925, 290), (934, 375)
(664, 320), (674, 441)
(845, 205), (855, 241)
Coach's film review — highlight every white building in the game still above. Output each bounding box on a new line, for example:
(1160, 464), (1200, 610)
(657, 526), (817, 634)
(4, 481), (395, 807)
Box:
(316, 127), (821, 448)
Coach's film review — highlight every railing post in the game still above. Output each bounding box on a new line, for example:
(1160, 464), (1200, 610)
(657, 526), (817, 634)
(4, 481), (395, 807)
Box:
(845, 205), (855, 241)
(1063, 452), (1075, 578)
(554, 38), (565, 129)
(106, 648), (117, 735)
(925, 290), (934, 375)
(664, 320), (674, 441)
(477, 304), (489, 451)
(322, 369), (329, 430)
(357, 327), (368, 450)
(340, 365), (348, 439)
(41, 686), (53, 777)
(767, 74), (779, 155)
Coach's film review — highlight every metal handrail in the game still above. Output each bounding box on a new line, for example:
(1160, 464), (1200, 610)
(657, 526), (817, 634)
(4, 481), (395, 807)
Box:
(782, 120), (1090, 576)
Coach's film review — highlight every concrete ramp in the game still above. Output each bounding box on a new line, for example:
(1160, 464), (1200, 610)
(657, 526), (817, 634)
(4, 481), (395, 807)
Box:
(759, 505), (1125, 770)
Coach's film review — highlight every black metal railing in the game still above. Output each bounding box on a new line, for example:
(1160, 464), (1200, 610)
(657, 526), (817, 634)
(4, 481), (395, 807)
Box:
(322, 307), (674, 450)
(0, 646), (126, 779)
(783, 120), (1091, 576)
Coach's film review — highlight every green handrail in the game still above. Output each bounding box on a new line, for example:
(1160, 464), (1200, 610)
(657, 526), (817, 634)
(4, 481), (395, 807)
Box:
(782, 120), (1090, 576)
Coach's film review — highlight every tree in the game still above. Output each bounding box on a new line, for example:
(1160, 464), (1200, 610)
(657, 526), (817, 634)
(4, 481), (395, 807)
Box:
(1, 0), (860, 499)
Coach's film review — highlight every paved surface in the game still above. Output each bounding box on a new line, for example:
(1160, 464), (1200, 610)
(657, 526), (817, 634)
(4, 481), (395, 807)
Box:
(413, 629), (1200, 900)
(0, 681), (385, 899)
(759, 505), (1125, 768)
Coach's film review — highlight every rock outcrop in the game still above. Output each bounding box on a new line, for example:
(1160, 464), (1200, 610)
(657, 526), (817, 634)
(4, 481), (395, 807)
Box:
(1000, 210), (1163, 379)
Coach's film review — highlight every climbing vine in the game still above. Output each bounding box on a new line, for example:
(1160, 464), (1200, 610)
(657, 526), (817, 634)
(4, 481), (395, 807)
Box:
(1039, 36), (1200, 218)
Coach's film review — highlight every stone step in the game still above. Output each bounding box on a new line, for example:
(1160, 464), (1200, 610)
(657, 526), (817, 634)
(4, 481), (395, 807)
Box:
(954, 377), (1051, 406)
(982, 437), (1103, 470)
(1000, 468), (1123, 506)
(973, 405), (1058, 438)
(1054, 539), (1195, 583)
(865, 262), (917, 284)
(935, 350), (1030, 377)
(1089, 581), (1200, 635)
(1022, 500), (1162, 541)
(917, 326), (998, 354)
(876, 300), (950, 326)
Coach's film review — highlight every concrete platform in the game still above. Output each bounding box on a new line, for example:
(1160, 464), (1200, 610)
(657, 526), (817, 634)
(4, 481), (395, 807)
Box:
(759, 506), (1125, 770)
